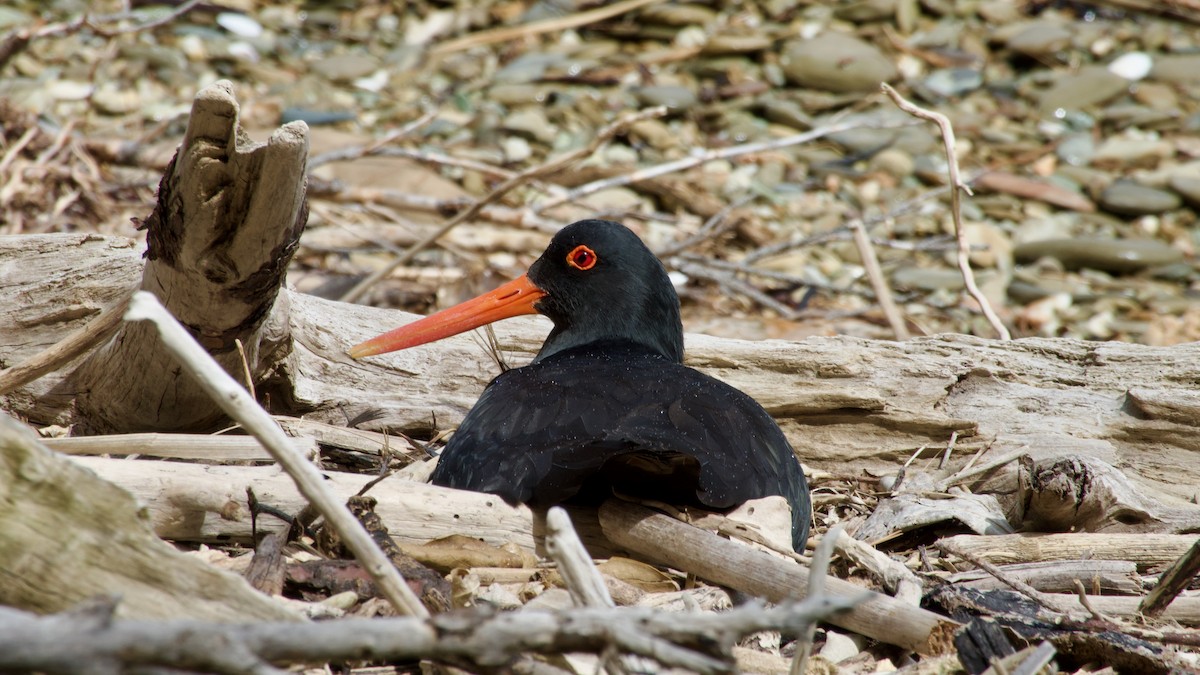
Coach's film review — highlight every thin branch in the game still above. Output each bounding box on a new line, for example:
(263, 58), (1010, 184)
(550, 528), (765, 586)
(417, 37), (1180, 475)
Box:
(848, 218), (909, 340)
(124, 292), (429, 619)
(0, 591), (859, 674)
(533, 117), (917, 215)
(340, 106), (667, 304)
(881, 84), (1010, 340)
(791, 524), (844, 675)
(307, 109), (440, 169)
(1138, 535), (1200, 619)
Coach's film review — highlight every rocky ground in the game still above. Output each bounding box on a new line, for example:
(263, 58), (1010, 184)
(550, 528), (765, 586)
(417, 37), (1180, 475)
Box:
(3, 0), (1198, 347)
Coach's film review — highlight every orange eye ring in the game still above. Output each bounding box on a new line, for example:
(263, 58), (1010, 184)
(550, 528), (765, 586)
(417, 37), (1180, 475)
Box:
(566, 244), (597, 271)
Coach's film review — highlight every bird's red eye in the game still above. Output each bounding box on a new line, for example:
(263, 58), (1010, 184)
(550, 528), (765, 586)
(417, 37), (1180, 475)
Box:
(566, 245), (597, 271)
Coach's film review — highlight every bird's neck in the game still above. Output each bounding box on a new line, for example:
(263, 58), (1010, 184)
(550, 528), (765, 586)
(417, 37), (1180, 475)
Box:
(535, 329), (683, 364)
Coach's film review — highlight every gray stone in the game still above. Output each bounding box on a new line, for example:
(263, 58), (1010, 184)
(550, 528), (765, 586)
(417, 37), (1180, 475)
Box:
(1098, 181), (1181, 216)
(1038, 66), (1128, 117)
(1150, 54), (1200, 84)
(1007, 21), (1072, 56)
(310, 54), (379, 83)
(632, 85), (697, 110)
(780, 33), (898, 93)
(1015, 237), (1183, 273)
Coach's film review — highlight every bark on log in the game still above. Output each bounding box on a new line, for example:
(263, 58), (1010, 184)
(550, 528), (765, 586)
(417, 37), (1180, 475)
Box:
(0, 413), (298, 622)
(63, 80), (309, 433)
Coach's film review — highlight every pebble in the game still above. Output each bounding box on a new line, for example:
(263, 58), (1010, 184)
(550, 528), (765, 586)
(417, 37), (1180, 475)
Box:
(1014, 237), (1183, 273)
(1098, 181), (1181, 216)
(216, 12), (264, 39)
(503, 108), (557, 144)
(1150, 54), (1200, 83)
(920, 68), (984, 99)
(310, 54), (379, 83)
(632, 85), (697, 110)
(1056, 133), (1096, 166)
(1168, 174), (1200, 207)
(1038, 66), (1129, 117)
(1090, 137), (1174, 168)
(780, 32), (898, 93)
(1108, 52), (1153, 81)
(1006, 20), (1073, 56)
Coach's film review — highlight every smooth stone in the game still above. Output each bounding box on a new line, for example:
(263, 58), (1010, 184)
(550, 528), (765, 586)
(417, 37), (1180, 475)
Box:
(780, 33), (898, 93)
(702, 33), (772, 55)
(834, 0), (898, 22)
(921, 68), (984, 98)
(1132, 82), (1179, 112)
(1168, 174), (1200, 207)
(632, 85), (697, 110)
(1038, 66), (1128, 117)
(1108, 51), (1153, 81)
(1150, 54), (1200, 83)
(869, 148), (914, 179)
(892, 267), (964, 292)
(1014, 237), (1183, 273)
(1098, 181), (1181, 216)
(310, 54), (379, 83)
(92, 86), (141, 115)
(1090, 137), (1174, 167)
(494, 52), (561, 84)
(1056, 133), (1095, 166)
(503, 107), (556, 144)
(487, 83), (546, 106)
(1007, 21), (1072, 56)
(216, 12), (263, 38)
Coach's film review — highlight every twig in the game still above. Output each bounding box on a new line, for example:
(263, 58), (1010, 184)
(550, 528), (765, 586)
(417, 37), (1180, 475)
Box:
(943, 446), (1028, 487)
(936, 540), (1064, 613)
(654, 194), (755, 258)
(848, 218), (909, 340)
(881, 84), (1010, 340)
(307, 109), (439, 169)
(0, 292), (132, 395)
(532, 117), (917, 215)
(340, 106), (667, 304)
(430, 0), (664, 55)
(1138, 535), (1200, 619)
(1072, 579), (1109, 623)
(675, 260), (801, 320)
(0, 590), (857, 674)
(791, 524), (844, 675)
(124, 291), (428, 619)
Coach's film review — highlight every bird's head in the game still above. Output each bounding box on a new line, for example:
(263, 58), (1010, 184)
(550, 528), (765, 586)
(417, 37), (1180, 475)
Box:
(348, 219), (683, 363)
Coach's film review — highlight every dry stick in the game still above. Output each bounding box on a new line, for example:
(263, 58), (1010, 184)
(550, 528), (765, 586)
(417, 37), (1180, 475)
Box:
(307, 109), (439, 169)
(534, 118), (916, 215)
(675, 260), (801, 320)
(598, 500), (957, 654)
(1138, 535), (1200, 619)
(340, 106), (667, 304)
(0, 292), (132, 395)
(936, 540), (1066, 614)
(848, 218), (910, 340)
(881, 84), (1010, 341)
(791, 523), (844, 675)
(942, 446), (1028, 488)
(430, 0), (664, 55)
(123, 291), (428, 619)
(0, 592), (859, 675)
(545, 508), (664, 675)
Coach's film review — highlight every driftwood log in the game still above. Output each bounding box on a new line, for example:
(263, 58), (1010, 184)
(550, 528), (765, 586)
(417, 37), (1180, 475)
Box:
(2, 80), (1200, 665)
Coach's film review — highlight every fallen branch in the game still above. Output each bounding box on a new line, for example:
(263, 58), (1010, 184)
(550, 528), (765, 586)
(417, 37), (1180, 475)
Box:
(125, 291), (427, 619)
(0, 590), (859, 674)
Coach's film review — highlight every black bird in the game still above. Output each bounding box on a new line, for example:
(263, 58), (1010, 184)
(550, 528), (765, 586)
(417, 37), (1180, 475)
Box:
(349, 219), (811, 551)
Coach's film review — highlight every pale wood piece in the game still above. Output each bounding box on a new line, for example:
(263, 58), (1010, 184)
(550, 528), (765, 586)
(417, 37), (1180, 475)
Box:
(65, 80), (309, 433)
(598, 500), (959, 655)
(44, 433), (316, 461)
(66, 454), (619, 556)
(938, 533), (1200, 571)
(942, 560), (1142, 596)
(0, 413), (298, 622)
(835, 530), (923, 605)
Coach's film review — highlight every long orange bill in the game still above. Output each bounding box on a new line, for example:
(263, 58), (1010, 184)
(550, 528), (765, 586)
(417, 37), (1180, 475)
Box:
(348, 274), (547, 358)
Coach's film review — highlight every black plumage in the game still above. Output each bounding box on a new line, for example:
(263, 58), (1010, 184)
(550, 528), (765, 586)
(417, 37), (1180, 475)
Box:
(351, 219), (811, 551)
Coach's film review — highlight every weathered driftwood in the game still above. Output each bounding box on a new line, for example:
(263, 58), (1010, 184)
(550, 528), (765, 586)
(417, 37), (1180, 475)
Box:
(599, 500), (959, 655)
(942, 560), (1142, 595)
(5, 231), (1200, 522)
(0, 592), (856, 675)
(938, 533), (1200, 571)
(66, 80), (308, 433)
(0, 413), (298, 622)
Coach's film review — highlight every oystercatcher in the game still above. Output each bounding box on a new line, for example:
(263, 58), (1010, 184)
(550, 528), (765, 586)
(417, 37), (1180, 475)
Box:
(350, 219), (811, 551)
